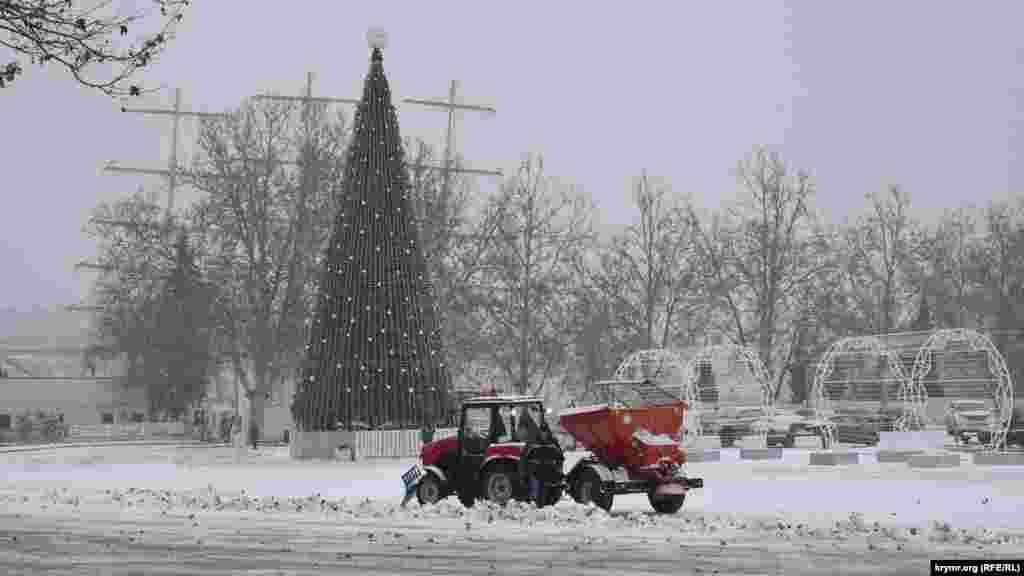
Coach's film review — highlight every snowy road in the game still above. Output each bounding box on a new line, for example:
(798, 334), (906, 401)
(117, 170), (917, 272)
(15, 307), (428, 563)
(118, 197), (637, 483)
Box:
(0, 500), (983, 576)
(1, 445), (1023, 575)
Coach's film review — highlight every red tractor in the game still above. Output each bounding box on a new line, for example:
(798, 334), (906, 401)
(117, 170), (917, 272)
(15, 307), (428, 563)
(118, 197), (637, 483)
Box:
(403, 379), (703, 514)
(404, 394), (566, 508)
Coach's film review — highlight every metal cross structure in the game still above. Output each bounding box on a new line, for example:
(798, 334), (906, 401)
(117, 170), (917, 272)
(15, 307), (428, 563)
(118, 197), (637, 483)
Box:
(251, 71), (360, 187)
(104, 87), (232, 228)
(404, 79), (503, 193)
(253, 71), (362, 111)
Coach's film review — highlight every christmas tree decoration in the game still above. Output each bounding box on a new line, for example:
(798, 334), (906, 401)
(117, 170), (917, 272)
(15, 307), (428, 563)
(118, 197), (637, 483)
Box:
(291, 33), (451, 431)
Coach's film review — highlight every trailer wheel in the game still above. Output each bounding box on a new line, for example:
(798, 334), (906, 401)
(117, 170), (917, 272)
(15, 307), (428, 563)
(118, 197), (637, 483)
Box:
(574, 468), (613, 511)
(648, 490), (685, 514)
(416, 473), (445, 506)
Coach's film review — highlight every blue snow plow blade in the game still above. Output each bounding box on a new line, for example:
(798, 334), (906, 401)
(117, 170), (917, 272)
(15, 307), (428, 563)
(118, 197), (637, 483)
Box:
(400, 465), (422, 507)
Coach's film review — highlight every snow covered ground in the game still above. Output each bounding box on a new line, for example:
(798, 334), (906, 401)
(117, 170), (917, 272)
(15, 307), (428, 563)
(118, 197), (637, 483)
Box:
(2, 444), (1023, 574)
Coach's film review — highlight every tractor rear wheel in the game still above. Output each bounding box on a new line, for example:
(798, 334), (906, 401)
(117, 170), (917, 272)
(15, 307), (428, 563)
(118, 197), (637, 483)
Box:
(573, 468), (613, 511)
(483, 469), (516, 506)
(648, 490), (685, 514)
(416, 473), (445, 506)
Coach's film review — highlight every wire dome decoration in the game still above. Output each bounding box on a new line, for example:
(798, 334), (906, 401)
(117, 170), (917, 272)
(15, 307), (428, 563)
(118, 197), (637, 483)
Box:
(811, 336), (922, 448)
(612, 348), (690, 436)
(911, 328), (1014, 452)
(682, 345), (775, 447)
(612, 348), (688, 401)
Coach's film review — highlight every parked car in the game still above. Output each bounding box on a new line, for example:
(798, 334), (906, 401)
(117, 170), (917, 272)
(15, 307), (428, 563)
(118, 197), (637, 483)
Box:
(1001, 406), (1024, 448)
(830, 412), (883, 446)
(714, 406), (766, 447)
(944, 400), (995, 445)
(762, 407), (831, 448)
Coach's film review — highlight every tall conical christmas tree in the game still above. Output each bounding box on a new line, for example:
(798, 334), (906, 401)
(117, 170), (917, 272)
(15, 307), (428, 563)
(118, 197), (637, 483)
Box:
(292, 32), (451, 431)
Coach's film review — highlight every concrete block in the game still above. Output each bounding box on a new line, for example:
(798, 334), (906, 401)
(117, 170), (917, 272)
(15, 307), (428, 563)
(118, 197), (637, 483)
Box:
(739, 447), (783, 460)
(686, 449), (721, 463)
(809, 451), (859, 466)
(878, 431), (947, 451)
(973, 452), (1024, 466)
(876, 449), (924, 463)
(907, 452), (962, 469)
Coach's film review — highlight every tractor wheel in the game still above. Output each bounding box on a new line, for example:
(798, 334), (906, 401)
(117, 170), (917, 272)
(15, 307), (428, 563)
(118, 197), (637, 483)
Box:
(416, 473), (445, 506)
(573, 468), (613, 511)
(648, 490), (685, 514)
(483, 469), (516, 506)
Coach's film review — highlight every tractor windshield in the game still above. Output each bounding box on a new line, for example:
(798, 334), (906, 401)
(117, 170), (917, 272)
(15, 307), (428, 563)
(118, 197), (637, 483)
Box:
(495, 402), (551, 444)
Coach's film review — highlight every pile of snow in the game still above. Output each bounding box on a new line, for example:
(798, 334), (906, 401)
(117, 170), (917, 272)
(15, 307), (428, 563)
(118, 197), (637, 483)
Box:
(2, 486), (1020, 554)
(3, 443), (1024, 554)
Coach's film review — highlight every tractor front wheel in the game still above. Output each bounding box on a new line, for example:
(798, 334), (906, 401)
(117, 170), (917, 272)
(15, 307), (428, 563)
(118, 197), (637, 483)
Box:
(483, 469), (516, 506)
(573, 468), (613, 511)
(416, 473), (446, 506)
(648, 490), (685, 514)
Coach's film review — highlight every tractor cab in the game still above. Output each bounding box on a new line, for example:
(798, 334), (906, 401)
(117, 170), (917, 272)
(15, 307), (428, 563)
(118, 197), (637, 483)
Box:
(404, 393), (565, 508)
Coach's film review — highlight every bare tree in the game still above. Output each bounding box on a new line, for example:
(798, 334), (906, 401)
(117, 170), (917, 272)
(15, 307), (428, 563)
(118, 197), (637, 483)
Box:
(691, 147), (822, 396)
(910, 207), (982, 329)
(187, 96), (348, 443)
(471, 155), (595, 395)
(83, 190), (216, 416)
(403, 143), (498, 389)
(843, 185), (918, 334)
(0, 0), (191, 95)
(594, 172), (697, 351)
(973, 198), (1024, 352)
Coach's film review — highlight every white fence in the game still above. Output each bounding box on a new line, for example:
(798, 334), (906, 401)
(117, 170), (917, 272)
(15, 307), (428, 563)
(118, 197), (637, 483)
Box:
(353, 427), (457, 459)
(61, 424), (460, 457)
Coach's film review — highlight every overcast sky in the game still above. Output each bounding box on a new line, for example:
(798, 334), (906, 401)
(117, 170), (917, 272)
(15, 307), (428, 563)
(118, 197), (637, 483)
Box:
(2, 0), (1022, 311)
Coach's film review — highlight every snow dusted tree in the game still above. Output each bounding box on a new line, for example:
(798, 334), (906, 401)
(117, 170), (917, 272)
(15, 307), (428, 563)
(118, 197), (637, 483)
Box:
(471, 155), (595, 396)
(690, 147), (824, 399)
(972, 198), (1024, 384)
(594, 171), (699, 351)
(188, 94), (349, 442)
(0, 0), (191, 95)
(83, 191), (217, 417)
(402, 142), (506, 398)
(842, 185), (920, 334)
(910, 207), (983, 329)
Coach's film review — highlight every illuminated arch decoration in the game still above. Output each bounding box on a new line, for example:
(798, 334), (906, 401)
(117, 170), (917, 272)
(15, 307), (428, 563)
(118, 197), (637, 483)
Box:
(911, 329), (1014, 452)
(682, 345), (775, 447)
(811, 336), (920, 448)
(612, 348), (690, 436)
(612, 348), (689, 399)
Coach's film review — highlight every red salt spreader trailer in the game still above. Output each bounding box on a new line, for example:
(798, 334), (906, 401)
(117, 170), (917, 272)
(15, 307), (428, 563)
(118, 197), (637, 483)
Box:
(559, 379), (703, 513)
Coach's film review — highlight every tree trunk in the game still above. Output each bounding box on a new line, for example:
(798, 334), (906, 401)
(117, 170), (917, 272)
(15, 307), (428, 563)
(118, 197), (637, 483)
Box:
(247, 387), (265, 448)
